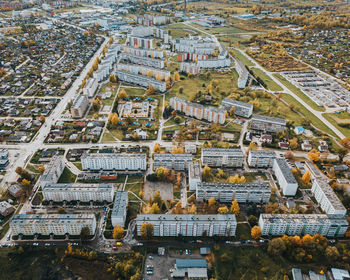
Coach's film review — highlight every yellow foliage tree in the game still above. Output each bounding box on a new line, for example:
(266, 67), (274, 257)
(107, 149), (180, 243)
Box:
(174, 72), (180, 81)
(154, 143), (161, 153)
(118, 89), (128, 99)
(251, 225), (262, 240)
(208, 197), (216, 208)
(302, 170), (311, 184)
(113, 225), (124, 239)
(188, 204), (197, 214)
(308, 149), (320, 162)
(230, 200), (240, 215)
(218, 206), (229, 214)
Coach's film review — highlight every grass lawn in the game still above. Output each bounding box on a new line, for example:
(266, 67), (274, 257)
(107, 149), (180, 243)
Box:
(164, 116), (185, 126)
(125, 182), (143, 200)
(234, 223), (251, 240)
(58, 167), (76, 183)
(281, 94), (338, 138)
(323, 113), (350, 137)
(121, 87), (145, 96)
(101, 131), (117, 143)
(232, 49), (254, 67)
(273, 73), (325, 112)
(167, 23), (205, 39)
(107, 128), (124, 140)
(250, 68), (283, 91)
(73, 162), (82, 171)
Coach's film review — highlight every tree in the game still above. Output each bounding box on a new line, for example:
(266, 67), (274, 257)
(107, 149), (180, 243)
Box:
(202, 166), (212, 181)
(248, 142), (257, 150)
(208, 197), (216, 208)
(146, 85), (155, 95)
(118, 89), (128, 99)
(341, 137), (350, 149)
(130, 273), (141, 280)
(188, 204), (197, 214)
(154, 143), (161, 153)
(21, 178), (31, 189)
(248, 215), (258, 227)
(251, 225), (262, 240)
(57, 208), (66, 214)
(325, 246), (340, 262)
(38, 165), (45, 174)
(302, 170), (311, 184)
(113, 225), (124, 239)
(285, 151), (294, 160)
(153, 190), (163, 207)
(80, 226), (90, 241)
(39, 115), (46, 123)
(150, 203), (161, 214)
(109, 74), (118, 83)
(230, 200), (240, 215)
(218, 206), (229, 214)
(140, 223), (154, 239)
(308, 149), (320, 162)
(289, 138), (298, 150)
(268, 238), (286, 256)
(174, 72), (180, 81)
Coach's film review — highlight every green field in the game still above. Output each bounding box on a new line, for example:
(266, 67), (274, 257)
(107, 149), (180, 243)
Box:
(273, 73), (326, 112)
(323, 113), (350, 137)
(167, 23), (205, 39)
(250, 68), (283, 91)
(58, 167), (77, 183)
(232, 49), (254, 67)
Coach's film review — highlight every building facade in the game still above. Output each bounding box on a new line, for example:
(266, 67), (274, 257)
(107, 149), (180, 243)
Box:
(273, 158), (298, 196)
(153, 153), (193, 171)
(251, 114), (286, 133)
(221, 98), (253, 118)
(117, 63), (170, 80)
(180, 62), (201, 75)
(235, 60), (248, 89)
(201, 148), (244, 168)
(111, 191), (128, 227)
(40, 155), (65, 186)
(70, 94), (89, 119)
(116, 70), (166, 92)
(248, 150), (276, 168)
(188, 162), (201, 191)
(83, 78), (98, 98)
(120, 53), (165, 69)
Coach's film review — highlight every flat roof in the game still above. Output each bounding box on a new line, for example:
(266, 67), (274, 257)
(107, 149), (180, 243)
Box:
(202, 148), (243, 157)
(252, 114), (286, 125)
(274, 158), (297, 184)
(176, 259), (207, 269)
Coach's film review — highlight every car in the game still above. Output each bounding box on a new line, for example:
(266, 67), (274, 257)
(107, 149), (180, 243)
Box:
(44, 243), (50, 246)
(6, 234), (10, 241)
(146, 267), (153, 272)
(247, 240), (253, 244)
(329, 240), (336, 244)
(136, 242), (143, 246)
(225, 241), (232, 244)
(259, 240), (265, 243)
(146, 265), (153, 268)
(179, 250), (183, 255)
(33, 243), (39, 246)
(185, 249), (188, 255)
(148, 255), (154, 260)
(188, 250), (191, 255)
(146, 271), (153, 275)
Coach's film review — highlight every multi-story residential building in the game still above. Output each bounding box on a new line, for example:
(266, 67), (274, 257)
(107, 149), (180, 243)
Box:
(235, 60), (249, 89)
(81, 153), (147, 171)
(178, 53), (208, 62)
(273, 158), (298, 196)
(251, 114), (286, 133)
(82, 78), (98, 98)
(120, 53), (165, 69)
(197, 57), (231, 69)
(70, 94), (89, 119)
(170, 97), (226, 124)
(135, 14), (168, 26)
(174, 38), (217, 55)
(180, 62), (201, 74)
(153, 153), (193, 171)
(196, 182), (271, 203)
(154, 27), (170, 44)
(136, 214), (237, 237)
(188, 162), (201, 191)
(128, 36), (153, 49)
(201, 148), (244, 168)
(311, 178), (346, 216)
(116, 70), (166, 92)
(111, 191), (128, 227)
(130, 26), (154, 37)
(248, 150), (276, 168)
(93, 66), (110, 82)
(42, 183), (114, 203)
(259, 214), (348, 237)
(117, 63), (170, 80)
(123, 46), (164, 59)
(221, 98), (253, 118)
(10, 214), (97, 237)
(40, 155), (65, 186)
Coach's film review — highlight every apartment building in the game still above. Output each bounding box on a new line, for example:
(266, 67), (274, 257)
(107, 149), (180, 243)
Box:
(83, 78), (98, 98)
(93, 66), (110, 82)
(197, 57), (231, 69)
(196, 182), (271, 203)
(170, 97), (226, 124)
(123, 46), (164, 59)
(40, 155), (65, 186)
(201, 148), (244, 168)
(259, 214), (348, 237)
(130, 26), (154, 37)
(188, 162), (201, 191)
(235, 60), (249, 89)
(70, 94), (89, 119)
(248, 150), (276, 168)
(10, 214), (97, 237)
(153, 153), (193, 171)
(251, 114), (286, 133)
(180, 62), (201, 75)
(117, 63), (170, 80)
(311, 178), (347, 216)
(111, 191), (128, 227)
(135, 14), (168, 26)
(120, 53), (165, 69)
(154, 27), (170, 44)
(128, 36), (153, 49)
(81, 153), (147, 171)
(116, 70), (166, 92)
(0, 201), (14, 216)
(273, 158), (298, 196)
(221, 98), (253, 118)
(178, 53), (208, 62)
(174, 38), (217, 55)
(42, 183), (114, 203)
(136, 214), (237, 237)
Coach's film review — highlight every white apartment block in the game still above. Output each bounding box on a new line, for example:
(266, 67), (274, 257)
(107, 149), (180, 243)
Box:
(248, 150), (276, 168)
(81, 153), (147, 171)
(42, 183), (114, 203)
(153, 153), (193, 171)
(221, 98), (253, 118)
(40, 155), (65, 186)
(311, 178), (347, 216)
(180, 62), (201, 74)
(130, 26), (154, 37)
(178, 53), (208, 62)
(196, 182), (271, 203)
(128, 36), (153, 49)
(188, 162), (201, 191)
(136, 214), (237, 237)
(235, 60), (249, 89)
(117, 63), (170, 80)
(83, 78), (98, 98)
(259, 214), (348, 237)
(123, 46), (164, 59)
(121, 53), (165, 69)
(251, 114), (286, 133)
(93, 66), (110, 82)
(197, 57), (231, 69)
(10, 214), (97, 237)
(111, 191), (128, 227)
(174, 38), (217, 55)
(135, 14), (168, 26)
(155, 27), (170, 44)
(70, 94), (89, 119)
(273, 158), (298, 196)
(116, 70), (166, 92)
(170, 97), (226, 124)
(201, 148), (244, 168)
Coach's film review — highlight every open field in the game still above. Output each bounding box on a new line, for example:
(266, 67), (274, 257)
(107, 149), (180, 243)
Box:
(323, 113), (350, 137)
(232, 49), (254, 67)
(167, 23), (205, 39)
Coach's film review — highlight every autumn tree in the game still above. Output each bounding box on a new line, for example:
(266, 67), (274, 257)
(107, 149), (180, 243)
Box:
(308, 149), (320, 162)
(118, 89), (128, 99)
(153, 190), (163, 207)
(153, 143), (161, 153)
(302, 170), (311, 184)
(268, 238), (286, 256)
(113, 225), (124, 239)
(80, 226), (90, 241)
(188, 204), (197, 214)
(248, 142), (257, 150)
(230, 200), (240, 215)
(174, 72), (180, 81)
(218, 206), (229, 214)
(146, 85), (155, 95)
(38, 165), (45, 174)
(325, 246), (340, 262)
(150, 203), (161, 214)
(289, 138), (298, 150)
(140, 223), (154, 239)
(341, 137), (350, 149)
(251, 225), (262, 240)
(208, 197), (216, 208)
(285, 151), (294, 160)
(202, 166), (212, 181)
(109, 74), (118, 83)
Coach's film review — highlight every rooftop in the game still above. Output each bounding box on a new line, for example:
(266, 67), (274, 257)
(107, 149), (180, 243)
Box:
(274, 158), (298, 184)
(202, 148), (243, 157)
(252, 114), (286, 125)
(198, 182), (270, 192)
(111, 191), (128, 218)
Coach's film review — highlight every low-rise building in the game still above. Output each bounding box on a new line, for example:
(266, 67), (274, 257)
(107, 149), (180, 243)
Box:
(248, 150), (276, 168)
(188, 162), (201, 191)
(221, 98), (253, 118)
(136, 214), (237, 237)
(273, 158), (298, 196)
(196, 182), (271, 203)
(201, 148), (244, 168)
(0, 201), (15, 216)
(153, 153), (193, 171)
(42, 183), (114, 202)
(259, 214), (348, 237)
(40, 156), (65, 186)
(70, 95), (89, 119)
(81, 153), (147, 171)
(173, 259), (208, 280)
(0, 150), (9, 169)
(251, 114), (286, 133)
(83, 78), (98, 98)
(8, 184), (24, 198)
(111, 191), (128, 227)
(10, 214), (97, 237)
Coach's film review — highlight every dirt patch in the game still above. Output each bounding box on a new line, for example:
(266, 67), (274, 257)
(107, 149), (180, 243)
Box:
(144, 181), (173, 201)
